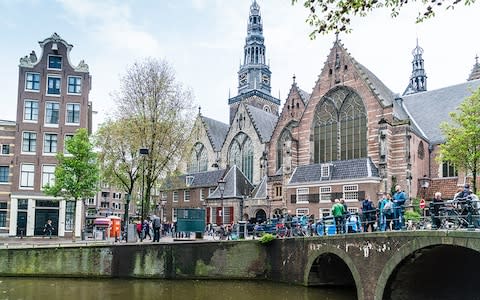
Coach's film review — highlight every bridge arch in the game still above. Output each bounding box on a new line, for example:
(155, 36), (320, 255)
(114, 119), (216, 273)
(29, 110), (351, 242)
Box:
(375, 237), (480, 300)
(304, 245), (363, 300)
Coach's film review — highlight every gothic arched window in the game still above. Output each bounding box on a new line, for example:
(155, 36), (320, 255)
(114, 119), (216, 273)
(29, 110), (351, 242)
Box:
(187, 143), (208, 173)
(277, 129), (292, 171)
(312, 88), (367, 163)
(228, 133), (254, 182)
(418, 141), (425, 160)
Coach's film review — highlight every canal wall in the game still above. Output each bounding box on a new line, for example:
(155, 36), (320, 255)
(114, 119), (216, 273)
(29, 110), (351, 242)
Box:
(0, 240), (268, 279)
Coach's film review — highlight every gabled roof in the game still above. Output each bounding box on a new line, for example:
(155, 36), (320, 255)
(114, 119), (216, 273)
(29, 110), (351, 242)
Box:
(163, 169), (225, 190)
(245, 104), (278, 143)
(208, 165), (254, 199)
(297, 86), (311, 104)
(401, 79), (480, 144)
(251, 175), (267, 199)
(201, 116), (229, 152)
(289, 158), (379, 185)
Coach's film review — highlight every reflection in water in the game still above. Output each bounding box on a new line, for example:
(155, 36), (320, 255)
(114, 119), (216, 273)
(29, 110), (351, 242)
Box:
(0, 278), (355, 300)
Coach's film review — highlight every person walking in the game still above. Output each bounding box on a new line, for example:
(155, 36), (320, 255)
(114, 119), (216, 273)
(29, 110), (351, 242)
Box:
(432, 191), (444, 229)
(362, 195), (375, 232)
(393, 185), (407, 230)
(143, 219), (152, 240)
(378, 193), (388, 231)
(43, 219), (54, 239)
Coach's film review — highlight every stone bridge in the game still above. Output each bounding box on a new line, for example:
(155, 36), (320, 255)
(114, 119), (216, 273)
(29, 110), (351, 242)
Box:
(1, 231), (479, 300)
(270, 230), (480, 300)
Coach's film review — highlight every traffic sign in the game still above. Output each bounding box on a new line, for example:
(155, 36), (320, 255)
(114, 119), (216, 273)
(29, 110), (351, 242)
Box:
(419, 199), (426, 209)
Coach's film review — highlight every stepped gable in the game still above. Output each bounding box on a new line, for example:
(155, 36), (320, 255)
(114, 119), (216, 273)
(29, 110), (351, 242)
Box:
(201, 116), (229, 152)
(244, 104), (278, 143)
(401, 79), (480, 144)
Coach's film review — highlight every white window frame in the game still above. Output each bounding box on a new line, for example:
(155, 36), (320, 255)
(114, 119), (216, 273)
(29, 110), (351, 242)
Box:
(1, 144), (10, 155)
(0, 166), (9, 184)
(25, 72), (40, 92)
(21, 131), (36, 155)
(45, 101), (60, 126)
(343, 184), (359, 202)
(20, 163), (35, 189)
(23, 99), (39, 123)
(319, 186), (331, 203)
(65, 103), (81, 125)
(185, 175), (194, 187)
(320, 208), (331, 218)
(321, 164), (330, 177)
(64, 134), (74, 154)
(209, 187), (215, 196)
(47, 54), (63, 70)
(200, 189), (204, 201)
(172, 208), (177, 222)
(173, 191), (178, 202)
(296, 208), (309, 216)
(67, 76), (82, 95)
(184, 190), (190, 202)
(348, 207), (359, 214)
(296, 188), (309, 204)
(46, 75), (61, 96)
(43, 133), (58, 155)
(42, 164), (56, 188)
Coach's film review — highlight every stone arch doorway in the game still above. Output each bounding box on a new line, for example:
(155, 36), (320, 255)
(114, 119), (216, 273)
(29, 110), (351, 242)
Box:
(255, 209), (266, 223)
(382, 245), (480, 300)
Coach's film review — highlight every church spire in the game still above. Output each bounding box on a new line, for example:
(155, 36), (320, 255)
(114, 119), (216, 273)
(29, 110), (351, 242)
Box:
(468, 55), (480, 81)
(403, 39), (427, 95)
(237, 0), (271, 95)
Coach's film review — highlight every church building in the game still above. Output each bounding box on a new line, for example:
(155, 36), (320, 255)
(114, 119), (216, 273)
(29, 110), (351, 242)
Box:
(160, 0), (480, 224)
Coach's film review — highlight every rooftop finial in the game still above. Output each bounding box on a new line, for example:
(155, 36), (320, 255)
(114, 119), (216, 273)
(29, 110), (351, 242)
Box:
(292, 74), (296, 84)
(198, 106), (201, 115)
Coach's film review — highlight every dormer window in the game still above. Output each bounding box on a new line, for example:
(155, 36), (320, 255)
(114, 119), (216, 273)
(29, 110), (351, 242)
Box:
(321, 163), (330, 178)
(186, 175), (194, 187)
(48, 55), (62, 70)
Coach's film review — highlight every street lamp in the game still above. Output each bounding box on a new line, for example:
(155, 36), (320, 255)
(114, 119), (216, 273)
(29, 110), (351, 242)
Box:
(139, 147), (149, 241)
(124, 193), (131, 242)
(266, 195), (271, 222)
(218, 178), (226, 225)
(420, 175), (430, 199)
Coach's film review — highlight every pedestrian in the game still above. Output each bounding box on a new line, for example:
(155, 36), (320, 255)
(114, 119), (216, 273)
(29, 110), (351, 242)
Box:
(362, 195), (375, 232)
(143, 219), (152, 240)
(136, 221), (142, 239)
(378, 193), (388, 231)
(432, 191), (444, 229)
(152, 215), (161, 242)
(392, 185), (407, 230)
(43, 219), (54, 239)
(383, 194), (394, 231)
(331, 199), (346, 234)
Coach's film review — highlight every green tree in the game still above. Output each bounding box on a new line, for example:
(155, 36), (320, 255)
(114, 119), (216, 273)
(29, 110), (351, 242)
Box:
(44, 128), (100, 238)
(111, 58), (195, 219)
(292, 0), (477, 38)
(439, 87), (480, 194)
(95, 118), (143, 223)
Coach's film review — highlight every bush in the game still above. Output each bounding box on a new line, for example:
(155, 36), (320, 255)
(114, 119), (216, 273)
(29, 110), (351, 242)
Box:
(259, 233), (275, 244)
(404, 210), (421, 222)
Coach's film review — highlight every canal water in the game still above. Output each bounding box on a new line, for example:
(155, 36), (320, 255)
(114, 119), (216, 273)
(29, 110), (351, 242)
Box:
(0, 278), (355, 300)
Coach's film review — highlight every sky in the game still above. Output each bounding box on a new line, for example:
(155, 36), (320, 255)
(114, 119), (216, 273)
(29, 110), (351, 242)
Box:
(0, 0), (479, 129)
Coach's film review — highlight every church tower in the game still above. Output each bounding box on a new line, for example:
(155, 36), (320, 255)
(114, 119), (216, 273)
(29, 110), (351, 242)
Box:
(403, 40), (427, 95)
(228, 0), (280, 124)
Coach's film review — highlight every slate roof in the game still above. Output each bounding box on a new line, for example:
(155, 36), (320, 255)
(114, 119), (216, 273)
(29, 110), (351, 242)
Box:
(251, 175), (267, 199)
(163, 169), (226, 190)
(201, 116), (229, 152)
(298, 87), (311, 104)
(245, 104), (278, 143)
(401, 79), (480, 144)
(0, 119), (15, 126)
(208, 165), (254, 199)
(289, 158), (380, 185)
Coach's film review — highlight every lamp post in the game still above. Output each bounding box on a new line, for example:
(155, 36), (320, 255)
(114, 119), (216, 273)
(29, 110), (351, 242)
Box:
(218, 178), (226, 225)
(161, 200), (167, 223)
(420, 175), (430, 200)
(266, 195), (271, 222)
(124, 193), (131, 242)
(139, 148), (149, 241)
